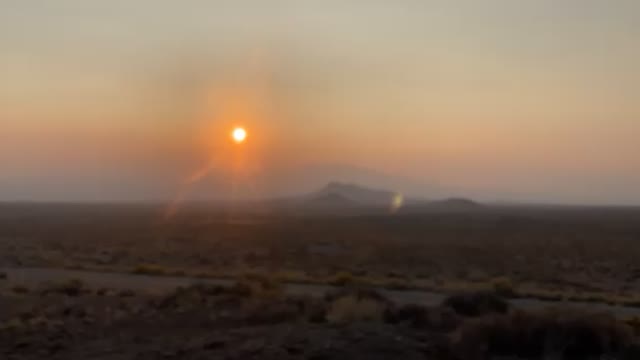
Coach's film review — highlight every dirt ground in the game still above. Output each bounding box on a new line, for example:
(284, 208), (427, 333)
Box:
(1, 278), (638, 360)
(0, 280), (447, 360)
(2, 203), (640, 297)
(2, 203), (640, 359)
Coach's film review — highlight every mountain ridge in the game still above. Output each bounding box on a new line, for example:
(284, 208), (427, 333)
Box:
(296, 181), (480, 212)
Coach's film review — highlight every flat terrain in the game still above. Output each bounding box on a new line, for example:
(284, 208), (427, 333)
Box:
(2, 203), (640, 298)
(2, 203), (640, 359)
(1, 276), (639, 360)
(4, 267), (640, 318)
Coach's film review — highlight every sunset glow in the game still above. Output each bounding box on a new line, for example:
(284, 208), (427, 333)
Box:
(2, 1), (640, 205)
(3, 4), (640, 353)
(232, 127), (247, 144)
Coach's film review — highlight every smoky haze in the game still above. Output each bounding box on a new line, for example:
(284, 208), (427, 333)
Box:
(2, 0), (640, 205)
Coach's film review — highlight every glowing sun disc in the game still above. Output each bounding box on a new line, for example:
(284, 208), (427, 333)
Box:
(232, 127), (247, 143)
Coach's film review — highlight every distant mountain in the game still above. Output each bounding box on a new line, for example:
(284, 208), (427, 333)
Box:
(389, 196), (481, 214)
(311, 181), (398, 206)
(159, 162), (459, 203)
(429, 198), (481, 208)
(305, 182), (482, 211)
(258, 163), (454, 200)
(265, 181), (481, 214)
(307, 192), (359, 208)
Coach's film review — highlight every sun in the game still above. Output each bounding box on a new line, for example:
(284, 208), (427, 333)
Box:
(232, 127), (247, 143)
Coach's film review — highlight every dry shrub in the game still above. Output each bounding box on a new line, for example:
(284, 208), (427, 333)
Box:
(452, 308), (635, 360)
(170, 269), (187, 277)
(96, 288), (110, 296)
(133, 264), (167, 276)
(156, 283), (227, 310)
(518, 289), (564, 302)
(324, 288), (392, 324)
(156, 278), (284, 316)
(118, 289), (136, 297)
(242, 296), (310, 325)
(11, 285), (30, 294)
(328, 271), (356, 287)
(156, 282), (305, 324)
(40, 278), (87, 296)
(326, 296), (386, 323)
(384, 278), (412, 290)
(490, 276), (516, 297)
(391, 304), (461, 332)
(443, 291), (509, 317)
(627, 316), (640, 336)
(0, 318), (24, 332)
(233, 272), (284, 298)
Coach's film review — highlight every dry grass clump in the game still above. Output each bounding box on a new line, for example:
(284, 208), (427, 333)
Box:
(490, 276), (516, 297)
(155, 274), (285, 315)
(11, 285), (30, 294)
(390, 304), (461, 332)
(40, 278), (88, 297)
(170, 269), (187, 277)
(452, 308), (636, 360)
(155, 283), (228, 310)
(324, 288), (392, 324)
(622, 297), (640, 308)
(443, 291), (510, 317)
(155, 281), (309, 325)
(322, 288), (461, 329)
(233, 272), (284, 298)
(327, 271), (356, 287)
(516, 288), (565, 302)
(117, 289), (136, 297)
(326, 296), (386, 323)
(273, 270), (311, 284)
(626, 316), (640, 336)
(0, 318), (26, 332)
(324, 288), (390, 303)
(132, 263), (168, 276)
(233, 278), (324, 325)
(241, 296), (311, 325)
(569, 292), (622, 306)
(95, 287), (113, 296)
(383, 278), (412, 290)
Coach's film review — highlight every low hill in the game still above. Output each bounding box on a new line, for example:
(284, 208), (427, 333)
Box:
(269, 181), (481, 214)
(311, 182), (398, 206)
(429, 197), (481, 208)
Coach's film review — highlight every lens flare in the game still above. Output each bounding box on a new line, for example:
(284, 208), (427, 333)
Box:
(390, 192), (404, 213)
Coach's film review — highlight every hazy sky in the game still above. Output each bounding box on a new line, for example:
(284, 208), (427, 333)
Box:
(2, 0), (639, 204)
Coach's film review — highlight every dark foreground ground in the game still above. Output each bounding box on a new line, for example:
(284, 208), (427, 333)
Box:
(2, 203), (640, 302)
(1, 277), (639, 360)
(2, 203), (640, 359)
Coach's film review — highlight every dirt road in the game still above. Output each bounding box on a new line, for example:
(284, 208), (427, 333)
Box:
(3, 266), (640, 318)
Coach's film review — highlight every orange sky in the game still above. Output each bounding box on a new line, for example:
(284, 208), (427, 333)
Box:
(2, 0), (640, 204)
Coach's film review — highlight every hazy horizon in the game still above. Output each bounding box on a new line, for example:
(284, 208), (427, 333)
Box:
(2, 1), (640, 205)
